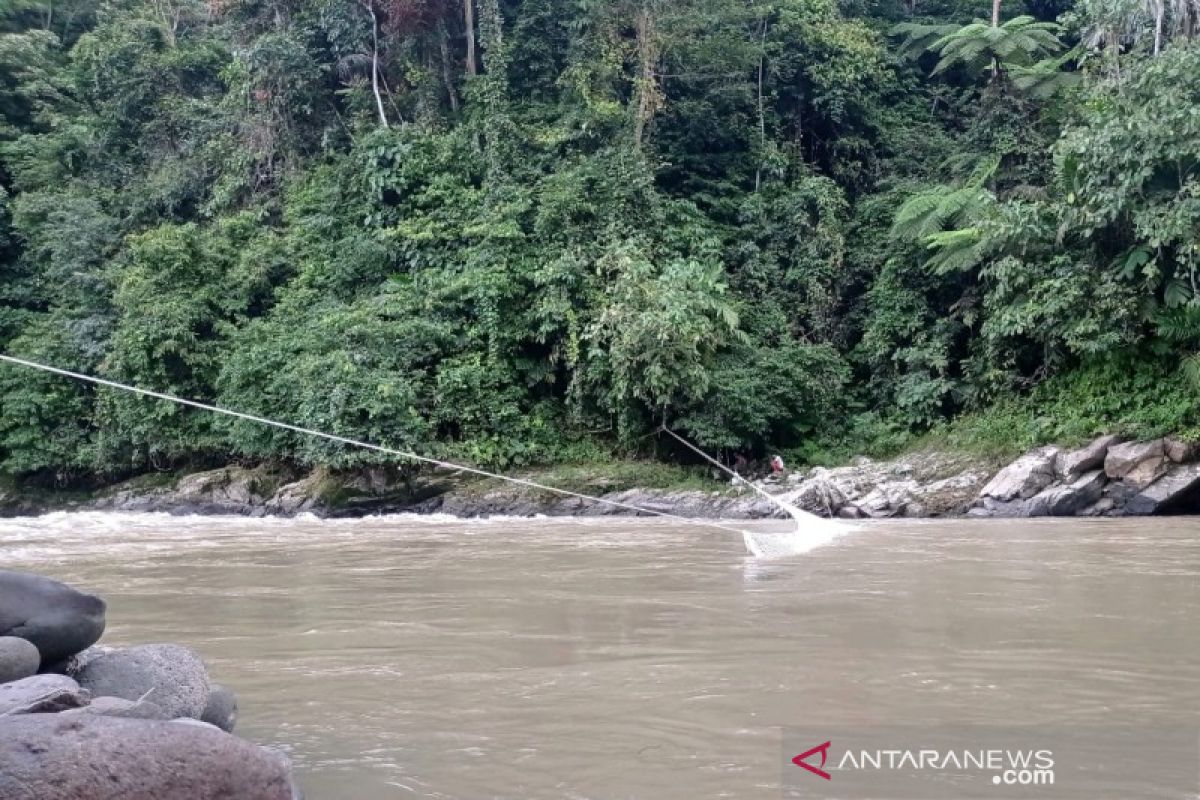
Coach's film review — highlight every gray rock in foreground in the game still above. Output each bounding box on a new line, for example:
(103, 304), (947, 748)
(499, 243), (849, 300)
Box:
(0, 674), (90, 715)
(0, 636), (41, 683)
(76, 643), (211, 719)
(0, 713), (298, 800)
(0, 570), (106, 665)
(46, 644), (113, 678)
(63, 695), (166, 720)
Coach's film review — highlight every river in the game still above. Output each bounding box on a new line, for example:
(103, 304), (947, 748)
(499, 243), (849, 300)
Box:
(1, 513), (1197, 798)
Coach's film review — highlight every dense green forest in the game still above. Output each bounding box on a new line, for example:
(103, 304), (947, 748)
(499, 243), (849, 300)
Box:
(0, 0), (1198, 483)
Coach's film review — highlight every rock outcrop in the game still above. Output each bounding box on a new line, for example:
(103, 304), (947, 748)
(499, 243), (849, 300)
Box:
(9, 432), (1200, 520)
(1105, 439), (1168, 489)
(1123, 462), (1200, 516)
(980, 447), (1060, 502)
(1057, 435), (1121, 480)
(972, 436), (1200, 518)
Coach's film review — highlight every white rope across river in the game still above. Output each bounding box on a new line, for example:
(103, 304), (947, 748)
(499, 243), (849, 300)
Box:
(0, 353), (847, 556)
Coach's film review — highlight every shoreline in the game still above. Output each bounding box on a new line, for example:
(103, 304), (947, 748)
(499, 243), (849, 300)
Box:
(5, 434), (1200, 520)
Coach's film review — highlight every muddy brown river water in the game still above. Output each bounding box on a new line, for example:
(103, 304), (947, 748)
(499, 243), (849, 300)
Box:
(1, 513), (1197, 799)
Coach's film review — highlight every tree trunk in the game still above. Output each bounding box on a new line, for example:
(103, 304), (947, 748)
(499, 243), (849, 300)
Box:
(632, 5), (662, 148)
(989, 0), (1001, 80)
(365, 0), (389, 128)
(755, 17), (768, 192)
(440, 21), (461, 112)
(464, 0), (478, 76)
(1154, 2), (1164, 55)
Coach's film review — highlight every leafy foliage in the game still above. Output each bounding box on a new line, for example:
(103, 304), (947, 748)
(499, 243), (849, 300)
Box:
(0, 0), (1199, 485)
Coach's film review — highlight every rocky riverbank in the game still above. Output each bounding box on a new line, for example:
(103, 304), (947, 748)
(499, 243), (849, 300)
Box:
(0, 570), (300, 799)
(3, 434), (1200, 520)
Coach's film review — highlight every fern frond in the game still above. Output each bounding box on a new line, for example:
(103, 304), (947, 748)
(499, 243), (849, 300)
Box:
(891, 191), (943, 239)
(891, 22), (957, 59)
(1155, 304), (1200, 342)
(1183, 352), (1200, 389)
(925, 228), (986, 275)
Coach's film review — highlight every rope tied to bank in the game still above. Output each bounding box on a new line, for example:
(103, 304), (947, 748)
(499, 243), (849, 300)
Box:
(0, 353), (766, 536)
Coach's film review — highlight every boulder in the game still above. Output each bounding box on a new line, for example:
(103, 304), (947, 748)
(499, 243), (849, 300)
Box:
(1122, 463), (1200, 516)
(171, 717), (226, 733)
(161, 467), (289, 515)
(0, 571), (106, 665)
(76, 644), (211, 719)
(1080, 497), (1116, 517)
(968, 496), (1034, 518)
(201, 683), (238, 733)
(1103, 480), (1139, 510)
(855, 481), (917, 518)
(46, 645), (113, 678)
(910, 472), (988, 516)
(66, 695), (166, 721)
(1164, 437), (1197, 464)
(0, 674), (90, 715)
(1056, 435), (1121, 480)
(1104, 440), (1166, 488)
(1027, 470), (1107, 517)
(980, 447), (1060, 502)
(789, 479), (849, 516)
(0, 636), (41, 683)
(0, 713), (298, 800)
(1124, 459), (1170, 490)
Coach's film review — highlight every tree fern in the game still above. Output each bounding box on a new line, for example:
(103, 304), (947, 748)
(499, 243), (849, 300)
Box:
(891, 22), (958, 60)
(891, 186), (993, 242)
(924, 228), (989, 274)
(1183, 352), (1200, 389)
(1010, 48), (1085, 98)
(1156, 304), (1200, 342)
(898, 15), (1070, 81)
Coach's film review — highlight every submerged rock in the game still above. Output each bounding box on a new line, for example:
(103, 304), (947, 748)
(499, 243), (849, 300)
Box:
(0, 571), (106, 665)
(0, 714), (298, 800)
(0, 636), (41, 683)
(75, 643), (211, 719)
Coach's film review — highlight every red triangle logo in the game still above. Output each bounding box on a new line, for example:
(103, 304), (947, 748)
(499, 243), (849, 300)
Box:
(792, 741), (832, 780)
